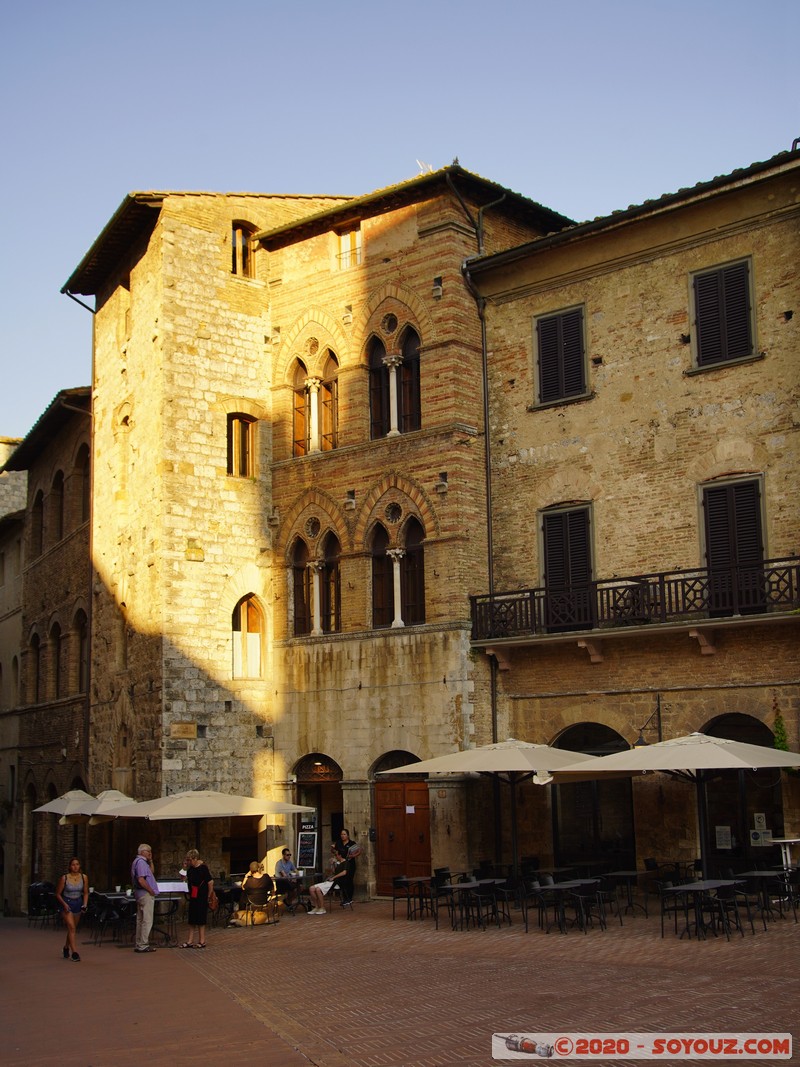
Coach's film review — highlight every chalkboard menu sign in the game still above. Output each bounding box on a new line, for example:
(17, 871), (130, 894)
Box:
(297, 831), (317, 870)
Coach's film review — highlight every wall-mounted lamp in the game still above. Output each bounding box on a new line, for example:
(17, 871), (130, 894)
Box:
(435, 471), (448, 494)
(632, 694), (663, 748)
(432, 276), (443, 300)
(342, 304), (353, 325)
(344, 488), (356, 510)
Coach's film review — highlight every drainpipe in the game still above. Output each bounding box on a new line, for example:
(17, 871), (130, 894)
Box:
(61, 292), (95, 791)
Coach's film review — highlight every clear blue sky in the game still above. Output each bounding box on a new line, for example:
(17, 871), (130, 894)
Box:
(1, 0), (797, 439)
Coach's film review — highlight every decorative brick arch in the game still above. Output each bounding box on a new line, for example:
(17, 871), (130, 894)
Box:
(352, 283), (437, 361)
(354, 471), (440, 549)
(220, 563), (270, 615)
(536, 468), (601, 508)
(687, 436), (769, 485)
(278, 488), (352, 560)
(276, 309), (351, 384)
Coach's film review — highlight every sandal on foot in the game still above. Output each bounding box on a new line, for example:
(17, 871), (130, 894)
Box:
(196, 942), (206, 949)
(72, 952), (81, 962)
(181, 942), (194, 949)
(63, 946), (70, 959)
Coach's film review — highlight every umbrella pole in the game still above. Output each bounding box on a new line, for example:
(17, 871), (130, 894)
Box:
(509, 776), (519, 878)
(696, 771), (709, 879)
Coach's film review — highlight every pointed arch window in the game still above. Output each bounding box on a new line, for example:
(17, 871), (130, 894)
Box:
(51, 471), (65, 542)
(369, 338), (390, 439)
(74, 610), (89, 693)
(398, 328), (421, 433)
(50, 623), (63, 698)
(371, 523), (393, 628)
(76, 444), (90, 523)
(292, 539), (312, 636)
(30, 633), (41, 703)
(293, 360), (310, 457)
(321, 532), (341, 633)
(320, 351), (339, 451)
(401, 517), (425, 624)
(232, 594), (264, 678)
(31, 491), (44, 558)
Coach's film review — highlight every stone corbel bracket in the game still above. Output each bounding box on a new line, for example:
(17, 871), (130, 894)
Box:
(577, 639), (604, 663)
(689, 628), (716, 655)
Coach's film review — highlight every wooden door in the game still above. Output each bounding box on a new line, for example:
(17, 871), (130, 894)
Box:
(374, 781), (431, 895)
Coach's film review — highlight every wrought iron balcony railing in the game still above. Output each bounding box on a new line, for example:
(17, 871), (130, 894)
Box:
(470, 557), (800, 642)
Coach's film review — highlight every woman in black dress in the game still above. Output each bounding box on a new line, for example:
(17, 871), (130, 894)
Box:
(182, 848), (213, 949)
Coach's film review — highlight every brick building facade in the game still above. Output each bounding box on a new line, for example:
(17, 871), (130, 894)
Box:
(465, 150), (800, 873)
(2, 151), (797, 906)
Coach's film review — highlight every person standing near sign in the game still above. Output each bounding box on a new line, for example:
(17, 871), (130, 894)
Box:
(334, 828), (360, 906)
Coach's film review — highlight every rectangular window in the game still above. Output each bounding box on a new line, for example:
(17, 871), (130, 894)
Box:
(693, 260), (753, 367)
(227, 415), (254, 477)
(535, 307), (586, 404)
(338, 227), (362, 269)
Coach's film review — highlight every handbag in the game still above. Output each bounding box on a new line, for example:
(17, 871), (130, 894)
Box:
(207, 889), (219, 912)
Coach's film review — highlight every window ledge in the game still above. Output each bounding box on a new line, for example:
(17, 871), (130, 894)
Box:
(526, 391), (595, 413)
(684, 351), (765, 376)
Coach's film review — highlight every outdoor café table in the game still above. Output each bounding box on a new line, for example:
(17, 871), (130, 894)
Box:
(544, 879), (600, 934)
(606, 870), (648, 916)
(771, 838), (800, 870)
(439, 880), (481, 930)
(736, 870), (794, 923)
(661, 879), (737, 940)
(400, 876), (435, 920)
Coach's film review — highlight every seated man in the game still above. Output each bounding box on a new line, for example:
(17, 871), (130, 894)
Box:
(274, 848), (302, 907)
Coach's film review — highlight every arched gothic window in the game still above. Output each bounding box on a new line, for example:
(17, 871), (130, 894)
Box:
(293, 359), (310, 457)
(401, 517), (425, 624)
(369, 338), (390, 439)
(76, 444), (90, 523)
(320, 351), (339, 451)
(50, 623), (63, 698)
(74, 611), (89, 693)
(292, 539), (312, 636)
(232, 594), (264, 678)
(321, 532), (341, 634)
(51, 471), (65, 542)
(398, 328), (421, 433)
(31, 491), (44, 558)
(371, 523), (393, 628)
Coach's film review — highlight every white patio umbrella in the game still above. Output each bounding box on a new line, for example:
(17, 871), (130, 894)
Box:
(80, 789), (138, 825)
(556, 732), (800, 877)
(379, 738), (599, 874)
(33, 789), (96, 825)
(111, 789), (315, 820)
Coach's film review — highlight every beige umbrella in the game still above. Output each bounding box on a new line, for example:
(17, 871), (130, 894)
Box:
(379, 738), (599, 874)
(556, 732), (800, 877)
(33, 789), (95, 825)
(80, 789), (138, 825)
(111, 789), (315, 820)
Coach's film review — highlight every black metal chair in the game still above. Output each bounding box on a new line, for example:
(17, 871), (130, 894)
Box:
(241, 882), (279, 926)
(391, 876), (415, 920)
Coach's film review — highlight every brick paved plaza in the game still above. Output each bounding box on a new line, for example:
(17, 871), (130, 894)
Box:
(3, 900), (798, 1066)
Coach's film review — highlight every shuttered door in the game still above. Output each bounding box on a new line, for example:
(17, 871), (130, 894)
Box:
(542, 508), (593, 630)
(694, 261), (752, 366)
(703, 481), (765, 614)
(537, 309), (585, 403)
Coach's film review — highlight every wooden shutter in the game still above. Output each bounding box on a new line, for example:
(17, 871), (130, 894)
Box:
(542, 508), (593, 630)
(694, 261), (752, 366)
(537, 309), (585, 403)
(703, 480), (764, 614)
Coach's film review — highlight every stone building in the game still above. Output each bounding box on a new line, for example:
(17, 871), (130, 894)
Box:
(59, 171), (572, 890)
(1, 392), (92, 909)
(3, 150), (797, 906)
(0, 437), (26, 912)
(463, 148), (800, 874)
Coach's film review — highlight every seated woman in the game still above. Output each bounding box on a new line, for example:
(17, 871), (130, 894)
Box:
(241, 861), (273, 902)
(307, 846), (351, 915)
